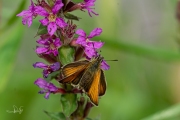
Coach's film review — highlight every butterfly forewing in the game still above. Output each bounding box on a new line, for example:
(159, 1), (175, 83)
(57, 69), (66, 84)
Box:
(60, 60), (89, 84)
(62, 60), (89, 77)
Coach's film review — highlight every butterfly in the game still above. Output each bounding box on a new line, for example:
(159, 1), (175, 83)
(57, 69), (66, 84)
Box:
(59, 55), (106, 106)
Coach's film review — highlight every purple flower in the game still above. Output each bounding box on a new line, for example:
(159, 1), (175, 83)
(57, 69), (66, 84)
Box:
(35, 36), (62, 56)
(16, 0), (36, 27)
(35, 0), (67, 35)
(76, 28), (110, 70)
(33, 62), (60, 78)
(34, 78), (58, 99)
(76, 28), (104, 58)
(79, 0), (98, 17)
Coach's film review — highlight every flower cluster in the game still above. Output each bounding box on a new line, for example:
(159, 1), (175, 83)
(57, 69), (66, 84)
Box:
(17, 0), (109, 118)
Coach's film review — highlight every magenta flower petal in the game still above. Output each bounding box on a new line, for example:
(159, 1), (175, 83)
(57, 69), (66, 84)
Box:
(76, 29), (86, 37)
(33, 61), (60, 78)
(34, 78), (47, 88)
(16, 0), (36, 27)
(54, 38), (61, 47)
(39, 18), (49, 26)
(85, 46), (97, 58)
(76, 36), (86, 46)
(21, 16), (33, 27)
(50, 62), (60, 71)
(45, 92), (50, 99)
(35, 6), (49, 17)
(89, 41), (104, 49)
(56, 18), (67, 28)
(33, 62), (48, 69)
(47, 82), (58, 91)
(88, 28), (102, 38)
(36, 38), (49, 45)
(80, 0), (98, 17)
(34, 78), (58, 99)
(36, 35), (62, 56)
(52, 0), (64, 14)
(47, 22), (57, 36)
(101, 60), (110, 70)
(36, 47), (49, 54)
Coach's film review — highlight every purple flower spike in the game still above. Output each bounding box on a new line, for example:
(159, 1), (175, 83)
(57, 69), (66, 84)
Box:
(35, 0), (67, 35)
(76, 28), (104, 58)
(34, 78), (58, 99)
(16, 0), (36, 27)
(79, 0), (98, 17)
(36, 36), (62, 56)
(33, 62), (60, 78)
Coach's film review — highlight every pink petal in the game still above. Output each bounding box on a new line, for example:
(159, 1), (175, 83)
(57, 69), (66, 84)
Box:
(47, 22), (57, 36)
(36, 47), (48, 54)
(76, 29), (86, 37)
(33, 62), (47, 69)
(35, 6), (49, 17)
(52, 0), (64, 14)
(76, 36), (86, 46)
(91, 41), (104, 49)
(54, 38), (61, 47)
(88, 28), (102, 38)
(34, 78), (47, 88)
(56, 18), (67, 28)
(39, 18), (49, 26)
(16, 10), (30, 16)
(27, 17), (33, 27)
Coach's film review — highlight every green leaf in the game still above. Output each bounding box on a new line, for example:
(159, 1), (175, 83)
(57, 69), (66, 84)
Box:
(58, 45), (75, 65)
(0, 22), (24, 93)
(142, 103), (180, 120)
(44, 111), (66, 120)
(64, 13), (80, 21)
(35, 24), (48, 36)
(60, 93), (78, 117)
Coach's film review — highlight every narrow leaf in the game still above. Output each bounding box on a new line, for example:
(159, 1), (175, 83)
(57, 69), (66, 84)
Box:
(64, 13), (80, 21)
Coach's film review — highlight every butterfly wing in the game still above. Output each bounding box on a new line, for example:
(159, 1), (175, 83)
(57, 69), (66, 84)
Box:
(99, 70), (106, 96)
(62, 60), (89, 77)
(87, 69), (101, 106)
(79, 67), (101, 106)
(60, 60), (89, 85)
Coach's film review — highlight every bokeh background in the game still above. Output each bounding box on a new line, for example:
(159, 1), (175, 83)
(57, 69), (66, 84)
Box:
(1, 0), (180, 120)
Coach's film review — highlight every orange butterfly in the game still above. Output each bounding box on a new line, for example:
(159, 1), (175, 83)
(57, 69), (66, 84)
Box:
(59, 55), (106, 106)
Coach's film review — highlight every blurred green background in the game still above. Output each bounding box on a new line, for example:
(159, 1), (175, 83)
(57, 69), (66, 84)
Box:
(1, 0), (180, 120)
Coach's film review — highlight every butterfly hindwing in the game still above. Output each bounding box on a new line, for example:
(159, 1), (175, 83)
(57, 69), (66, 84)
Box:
(86, 69), (101, 106)
(99, 70), (106, 96)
